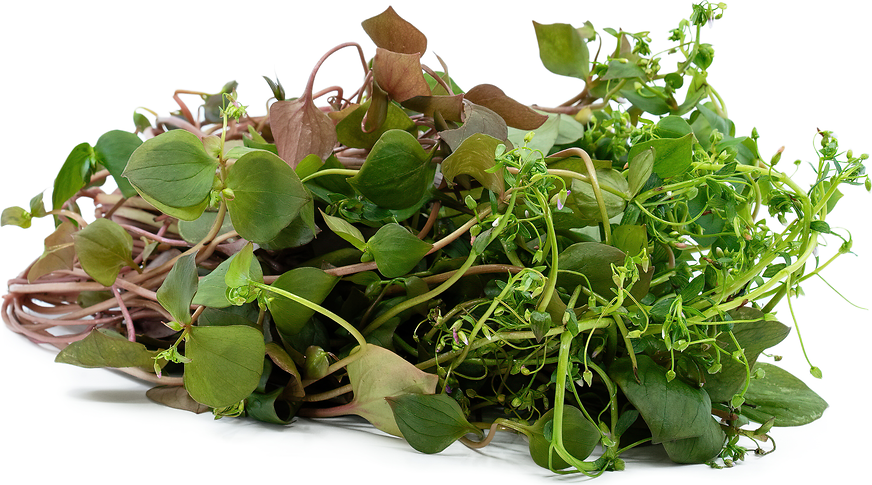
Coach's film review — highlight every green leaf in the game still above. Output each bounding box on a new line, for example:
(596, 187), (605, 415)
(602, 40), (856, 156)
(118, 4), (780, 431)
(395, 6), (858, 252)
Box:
(347, 129), (433, 209)
(28, 220), (77, 282)
(344, 344), (439, 436)
(741, 363), (828, 426)
(507, 113), (560, 155)
(52, 142), (94, 211)
(611, 224), (648, 258)
(73, 218), (135, 286)
(55, 329), (157, 368)
(192, 251), (263, 308)
(94, 130), (142, 198)
(225, 242), (256, 288)
(183, 325), (265, 408)
(703, 308), (790, 403)
(565, 169), (629, 223)
(627, 132), (695, 179)
(266, 267), (339, 337)
(655, 116), (693, 139)
(441, 133), (506, 196)
(246, 388), (300, 425)
(660, 413), (725, 464)
(367, 223), (433, 278)
(610, 355), (723, 445)
(558, 242), (626, 299)
(156, 253), (198, 325)
(601, 59), (646, 80)
(533, 21), (590, 79)
(387, 393), (480, 454)
(177, 209), (235, 245)
(320, 209), (366, 250)
(123, 129), (218, 220)
(224, 150), (311, 244)
(1, 206), (31, 228)
(628, 147), (654, 198)
(528, 405), (601, 470)
(336, 99), (417, 150)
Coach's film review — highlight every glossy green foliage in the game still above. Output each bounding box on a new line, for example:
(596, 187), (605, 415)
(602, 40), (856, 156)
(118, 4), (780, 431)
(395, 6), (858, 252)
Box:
(388, 393), (481, 454)
(527, 406), (600, 470)
(156, 253), (198, 325)
(347, 129), (432, 209)
(94, 130), (142, 198)
(367, 223), (432, 278)
(267, 267), (339, 337)
(741, 363), (828, 426)
(610, 356), (725, 463)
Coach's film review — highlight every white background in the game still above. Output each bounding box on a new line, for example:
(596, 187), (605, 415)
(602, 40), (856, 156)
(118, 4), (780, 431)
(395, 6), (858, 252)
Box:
(1, 0), (869, 482)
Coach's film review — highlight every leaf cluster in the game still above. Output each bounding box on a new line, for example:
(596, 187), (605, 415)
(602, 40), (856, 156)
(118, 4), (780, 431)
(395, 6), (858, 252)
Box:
(3, 1), (868, 476)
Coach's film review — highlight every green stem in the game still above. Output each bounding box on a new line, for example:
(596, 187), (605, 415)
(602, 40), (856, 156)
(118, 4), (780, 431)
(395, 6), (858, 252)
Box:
(301, 168), (359, 183)
(362, 250), (478, 336)
(253, 282), (367, 349)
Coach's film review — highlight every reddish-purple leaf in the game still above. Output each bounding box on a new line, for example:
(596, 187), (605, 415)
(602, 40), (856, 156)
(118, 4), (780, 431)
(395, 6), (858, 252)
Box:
(269, 95), (337, 168)
(373, 48), (431, 102)
(361, 6), (427, 55)
(465, 84), (548, 130)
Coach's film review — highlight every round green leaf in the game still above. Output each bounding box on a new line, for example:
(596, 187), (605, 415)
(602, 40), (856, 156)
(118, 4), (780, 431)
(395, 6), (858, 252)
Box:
(347, 129), (432, 209)
(183, 325), (265, 408)
(225, 150), (311, 243)
(367, 223), (432, 278)
(266, 267), (339, 337)
(73, 218), (135, 286)
(123, 129), (218, 219)
(94, 130), (142, 198)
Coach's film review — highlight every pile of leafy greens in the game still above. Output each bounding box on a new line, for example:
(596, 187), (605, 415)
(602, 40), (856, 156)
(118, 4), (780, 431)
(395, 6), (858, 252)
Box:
(2, 2), (868, 475)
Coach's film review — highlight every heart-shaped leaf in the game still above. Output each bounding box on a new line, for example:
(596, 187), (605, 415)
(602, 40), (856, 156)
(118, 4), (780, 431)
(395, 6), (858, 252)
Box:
(344, 344), (438, 436)
(183, 325), (265, 408)
(361, 6), (427, 55)
(156, 253), (198, 325)
(55, 329), (157, 369)
(224, 150), (311, 244)
(94, 130), (142, 198)
(527, 405), (601, 470)
(532, 22), (590, 80)
(336, 98), (417, 150)
(266, 267), (339, 337)
(439, 101), (509, 151)
(347, 129), (433, 209)
(626, 132), (695, 179)
(123, 130), (218, 220)
(27, 220), (77, 282)
(387, 393), (480, 454)
(73, 218), (136, 286)
(367, 223), (432, 278)
(269, 95), (337, 168)
(372, 48), (431, 102)
(441, 133), (505, 196)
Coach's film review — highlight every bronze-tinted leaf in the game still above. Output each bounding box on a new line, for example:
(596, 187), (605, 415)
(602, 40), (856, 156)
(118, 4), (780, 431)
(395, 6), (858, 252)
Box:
(373, 48), (431, 102)
(439, 100), (509, 151)
(146, 385), (211, 414)
(441, 133), (505, 196)
(361, 6), (427, 55)
(28, 220), (77, 282)
(269, 95), (337, 168)
(402, 94), (464, 122)
(464, 84), (547, 130)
